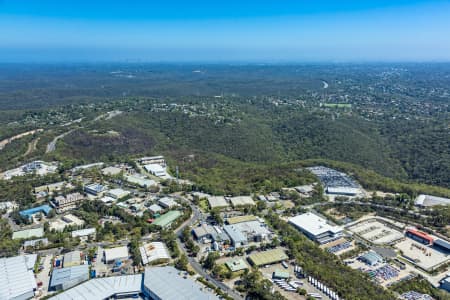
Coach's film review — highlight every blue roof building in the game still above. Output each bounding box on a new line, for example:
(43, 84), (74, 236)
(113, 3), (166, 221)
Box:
(50, 265), (89, 291)
(223, 225), (248, 247)
(84, 183), (107, 196)
(19, 205), (53, 219)
(360, 251), (383, 266)
(433, 239), (450, 254)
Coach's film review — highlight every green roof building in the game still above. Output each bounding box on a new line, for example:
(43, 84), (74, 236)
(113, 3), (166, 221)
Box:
(153, 211), (182, 228)
(248, 248), (288, 266)
(273, 269), (290, 279)
(225, 258), (249, 272)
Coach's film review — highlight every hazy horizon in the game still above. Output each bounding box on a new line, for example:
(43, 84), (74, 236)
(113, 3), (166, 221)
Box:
(1, 0), (450, 62)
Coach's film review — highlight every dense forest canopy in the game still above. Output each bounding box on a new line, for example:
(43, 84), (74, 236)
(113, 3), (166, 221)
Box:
(0, 63), (449, 191)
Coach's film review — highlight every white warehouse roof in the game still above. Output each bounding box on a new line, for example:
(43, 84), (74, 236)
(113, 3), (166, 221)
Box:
(289, 212), (342, 237)
(50, 274), (142, 300)
(104, 246), (129, 262)
(207, 196), (229, 208)
(144, 266), (219, 300)
(0, 255), (37, 300)
(415, 194), (450, 207)
(72, 228), (96, 238)
(140, 242), (170, 265)
(144, 164), (167, 176)
(229, 196), (255, 207)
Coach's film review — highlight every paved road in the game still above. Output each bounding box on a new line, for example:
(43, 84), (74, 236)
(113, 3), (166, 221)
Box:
(174, 196), (244, 300)
(46, 129), (75, 153)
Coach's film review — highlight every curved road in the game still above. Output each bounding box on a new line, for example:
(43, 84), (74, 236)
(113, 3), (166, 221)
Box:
(174, 196), (244, 300)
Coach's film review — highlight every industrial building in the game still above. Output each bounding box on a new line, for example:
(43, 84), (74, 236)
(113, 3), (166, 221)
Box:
(229, 196), (255, 207)
(158, 197), (178, 209)
(359, 251), (384, 266)
(125, 174), (156, 187)
(228, 220), (272, 243)
(152, 210), (182, 228)
(33, 181), (69, 194)
(273, 270), (290, 280)
(433, 239), (450, 254)
(12, 227), (44, 240)
(63, 251), (82, 268)
(84, 183), (107, 196)
(140, 242), (170, 265)
(51, 193), (85, 213)
(19, 204), (53, 219)
(289, 212), (343, 244)
(148, 204), (163, 214)
(144, 163), (167, 177)
(49, 214), (85, 232)
(23, 238), (48, 248)
(294, 185), (314, 195)
(143, 266), (219, 300)
(104, 246), (129, 264)
(50, 274), (142, 300)
(406, 229), (434, 245)
(207, 196), (229, 209)
(226, 215), (259, 225)
(106, 188), (130, 200)
(415, 194), (450, 207)
(101, 166), (122, 176)
(3, 160), (58, 180)
(50, 265), (89, 291)
(0, 255), (37, 300)
(192, 224), (229, 243)
(223, 225), (248, 247)
(52, 266), (219, 300)
(326, 186), (360, 196)
(225, 258), (249, 272)
(138, 155), (166, 166)
(248, 248), (288, 266)
(441, 276), (450, 292)
(71, 228), (96, 239)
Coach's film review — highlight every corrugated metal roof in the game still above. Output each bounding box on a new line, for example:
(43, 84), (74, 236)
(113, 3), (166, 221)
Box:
(144, 266), (219, 300)
(434, 239), (450, 251)
(50, 274), (142, 300)
(0, 255), (37, 300)
(360, 251), (383, 265)
(223, 225), (247, 244)
(12, 227), (44, 240)
(140, 242), (170, 265)
(289, 212), (342, 237)
(104, 246), (129, 262)
(50, 265), (89, 288)
(248, 248), (288, 266)
(153, 210), (182, 227)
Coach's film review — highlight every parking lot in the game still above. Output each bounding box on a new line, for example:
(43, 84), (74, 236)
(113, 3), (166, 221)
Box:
(348, 219), (403, 245)
(394, 238), (450, 271)
(35, 254), (54, 298)
(321, 238), (355, 255)
(347, 259), (412, 287)
(259, 263), (331, 300)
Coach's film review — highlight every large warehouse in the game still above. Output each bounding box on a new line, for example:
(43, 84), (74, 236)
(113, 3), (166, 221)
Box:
(415, 194), (450, 207)
(104, 246), (129, 264)
(289, 212), (343, 244)
(49, 265), (89, 291)
(0, 255), (37, 300)
(433, 239), (450, 254)
(51, 266), (219, 300)
(248, 248), (288, 267)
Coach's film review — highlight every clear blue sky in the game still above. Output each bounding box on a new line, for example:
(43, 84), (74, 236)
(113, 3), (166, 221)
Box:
(1, 0), (450, 62)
